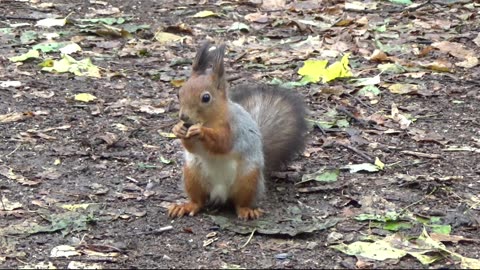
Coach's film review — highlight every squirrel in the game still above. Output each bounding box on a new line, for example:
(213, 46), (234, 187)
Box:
(168, 41), (308, 220)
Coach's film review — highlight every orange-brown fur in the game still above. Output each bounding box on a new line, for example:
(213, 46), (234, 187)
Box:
(231, 167), (263, 220)
(168, 164), (208, 218)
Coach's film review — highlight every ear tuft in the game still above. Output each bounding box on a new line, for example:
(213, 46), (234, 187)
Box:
(192, 41), (211, 74)
(211, 44), (226, 78)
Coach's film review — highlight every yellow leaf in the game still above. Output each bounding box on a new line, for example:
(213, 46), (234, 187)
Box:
(388, 83), (419, 94)
(191, 10), (218, 18)
(170, 78), (185, 87)
(74, 93), (97, 102)
(298, 54), (352, 84)
(374, 157), (385, 170)
(42, 54), (100, 78)
(154, 32), (183, 44)
(54, 159), (61, 165)
(158, 132), (177, 138)
(60, 203), (91, 211)
(297, 59), (328, 83)
(9, 49), (40, 62)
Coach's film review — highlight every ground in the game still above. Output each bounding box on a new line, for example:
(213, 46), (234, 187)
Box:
(1, 0), (479, 269)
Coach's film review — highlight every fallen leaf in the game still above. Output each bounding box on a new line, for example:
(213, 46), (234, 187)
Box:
(9, 49), (40, 62)
(228, 22), (250, 32)
(158, 131), (176, 138)
(341, 163), (380, 173)
(74, 93), (97, 103)
(0, 165), (41, 186)
(0, 81), (22, 88)
(391, 103), (412, 129)
(191, 10), (218, 18)
(297, 167), (339, 185)
(35, 17), (67, 28)
(0, 112), (34, 123)
(42, 54), (100, 78)
(244, 12), (269, 23)
(1, 196), (23, 211)
(59, 42), (82, 54)
(50, 245), (81, 258)
(298, 54), (353, 84)
(67, 261), (103, 269)
(154, 32), (182, 44)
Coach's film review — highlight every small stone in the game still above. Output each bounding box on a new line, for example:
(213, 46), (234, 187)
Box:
(327, 231), (343, 243)
(275, 253), (289, 260)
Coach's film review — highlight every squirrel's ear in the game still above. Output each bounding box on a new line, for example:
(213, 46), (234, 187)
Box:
(211, 44), (226, 80)
(192, 41), (211, 74)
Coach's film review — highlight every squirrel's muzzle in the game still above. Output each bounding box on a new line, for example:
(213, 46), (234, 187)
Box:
(179, 112), (193, 128)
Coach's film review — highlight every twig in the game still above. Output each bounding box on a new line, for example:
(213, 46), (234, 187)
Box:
(142, 225), (173, 235)
(336, 142), (374, 164)
(336, 106), (371, 127)
(400, 187), (437, 213)
(5, 143), (21, 158)
(240, 228), (256, 249)
(401, 150), (441, 159)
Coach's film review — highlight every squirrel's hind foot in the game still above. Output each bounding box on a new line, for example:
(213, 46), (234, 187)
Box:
(236, 207), (264, 220)
(168, 202), (202, 218)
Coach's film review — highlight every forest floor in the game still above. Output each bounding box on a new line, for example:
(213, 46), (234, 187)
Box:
(1, 0), (479, 269)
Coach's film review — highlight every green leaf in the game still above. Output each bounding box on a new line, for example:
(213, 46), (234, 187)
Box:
(378, 63), (406, 74)
(387, 0), (413, 5)
(383, 221), (413, 231)
(20, 31), (38, 44)
(137, 163), (158, 169)
(358, 85), (381, 96)
(9, 49), (40, 62)
(76, 17), (127, 25)
(335, 119), (350, 128)
(159, 155), (172, 164)
(298, 168), (339, 185)
(429, 224), (451, 235)
(32, 42), (66, 53)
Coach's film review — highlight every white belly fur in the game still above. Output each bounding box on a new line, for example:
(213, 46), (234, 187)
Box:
(185, 151), (238, 203)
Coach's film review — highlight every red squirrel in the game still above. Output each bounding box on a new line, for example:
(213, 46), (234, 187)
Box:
(168, 41), (307, 220)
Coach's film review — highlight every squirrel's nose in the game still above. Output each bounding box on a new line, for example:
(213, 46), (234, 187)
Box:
(179, 112), (190, 123)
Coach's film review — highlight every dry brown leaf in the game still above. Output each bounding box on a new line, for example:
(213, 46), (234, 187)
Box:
(0, 111), (34, 123)
(432, 41), (478, 68)
(262, 0), (286, 10)
(0, 165), (41, 186)
(244, 12), (269, 23)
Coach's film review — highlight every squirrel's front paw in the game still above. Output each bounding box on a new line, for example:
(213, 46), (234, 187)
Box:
(168, 202), (202, 218)
(236, 207), (264, 220)
(172, 122), (188, 139)
(185, 124), (203, 139)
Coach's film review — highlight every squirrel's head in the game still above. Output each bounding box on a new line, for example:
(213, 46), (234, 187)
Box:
(178, 42), (228, 127)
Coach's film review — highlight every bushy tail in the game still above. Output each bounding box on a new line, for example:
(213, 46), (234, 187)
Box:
(229, 84), (307, 172)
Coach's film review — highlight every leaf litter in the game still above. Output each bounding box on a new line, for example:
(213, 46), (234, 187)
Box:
(1, 0), (480, 268)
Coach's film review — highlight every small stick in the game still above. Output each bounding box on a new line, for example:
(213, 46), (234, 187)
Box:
(336, 142), (374, 164)
(142, 225), (173, 235)
(240, 228), (256, 249)
(401, 150), (441, 159)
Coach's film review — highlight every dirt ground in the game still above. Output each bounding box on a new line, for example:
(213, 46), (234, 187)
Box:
(1, 0), (479, 269)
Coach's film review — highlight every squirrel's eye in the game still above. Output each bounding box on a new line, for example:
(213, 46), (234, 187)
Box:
(201, 93), (211, 103)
